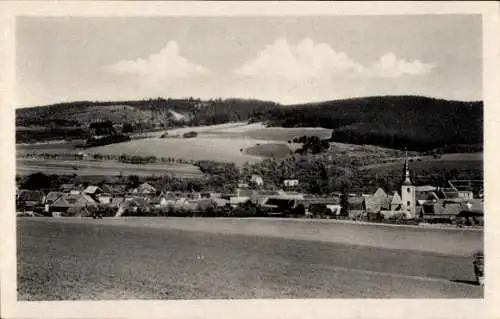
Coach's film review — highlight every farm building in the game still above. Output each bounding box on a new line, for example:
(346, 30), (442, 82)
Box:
(229, 196), (251, 207)
(437, 187), (459, 199)
(16, 190), (45, 211)
(132, 182), (157, 195)
(83, 185), (103, 196)
(301, 197), (342, 218)
(50, 193), (97, 214)
(347, 197), (365, 219)
(283, 179), (299, 187)
(261, 198), (300, 215)
(60, 183), (84, 194)
(101, 184), (127, 195)
(161, 191), (179, 201)
(422, 198), (483, 216)
(117, 197), (152, 216)
(97, 194), (113, 205)
(44, 191), (63, 205)
(250, 174), (264, 186)
(389, 192), (403, 210)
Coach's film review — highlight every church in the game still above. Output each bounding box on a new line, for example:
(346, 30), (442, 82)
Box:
(362, 150), (482, 220)
(400, 150), (417, 218)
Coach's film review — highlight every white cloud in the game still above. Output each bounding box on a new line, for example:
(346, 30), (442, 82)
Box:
(234, 38), (435, 81)
(234, 38), (363, 80)
(365, 52), (436, 78)
(105, 41), (210, 82)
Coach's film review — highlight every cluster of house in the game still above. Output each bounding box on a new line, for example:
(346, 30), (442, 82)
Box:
(346, 156), (484, 221)
(15, 176), (307, 217)
(347, 183), (483, 220)
(15, 156), (483, 221)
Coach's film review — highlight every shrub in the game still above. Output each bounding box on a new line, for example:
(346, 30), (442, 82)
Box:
(183, 131), (198, 138)
(386, 212), (408, 221)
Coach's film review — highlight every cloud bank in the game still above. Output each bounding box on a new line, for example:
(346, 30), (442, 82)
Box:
(105, 41), (210, 82)
(101, 38), (437, 105)
(368, 52), (436, 78)
(234, 38), (435, 80)
(234, 38), (363, 80)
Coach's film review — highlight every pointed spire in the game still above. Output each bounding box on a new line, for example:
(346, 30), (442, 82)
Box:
(402, 147), (413, 186)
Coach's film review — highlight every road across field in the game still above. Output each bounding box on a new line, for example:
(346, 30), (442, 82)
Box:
(16, 158), (204, 178)
(17, 218), (483, 300)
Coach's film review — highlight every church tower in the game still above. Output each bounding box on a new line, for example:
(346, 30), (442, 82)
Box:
(401, 149), (416, 218)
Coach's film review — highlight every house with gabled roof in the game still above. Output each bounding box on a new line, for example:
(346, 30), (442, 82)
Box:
(50, 193), (97, 214)
(389, 191), (402, 210)
(44, 191), (63, 205)
(97, 195), (112, 205)
(17, 190), (45, 211)
(416, 190), (439, 206)
(283, 179), (299, 188)
(60, 183), (84, 194)
(132, 182), (157, 195)
(373, 187), (387, 199)
(83, 185), (103, 196)
(364, 196), (382, 214)
(101, 183), (127, 195)
(361, 187), (392, 214)
(347, 196), (365, 219)
(427, 198), (484, 216)
(437, 187), (459, 199)
(250, 174), (264, 187)
(160, 191), (178, 201)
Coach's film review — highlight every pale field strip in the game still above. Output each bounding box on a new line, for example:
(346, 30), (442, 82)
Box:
(41, 217), (483, 257)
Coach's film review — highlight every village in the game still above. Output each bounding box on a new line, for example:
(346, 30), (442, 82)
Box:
(9, 8), (491, 306)
(15, 154), (484, 228)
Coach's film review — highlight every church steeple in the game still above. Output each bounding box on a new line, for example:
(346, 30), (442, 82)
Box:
(402, 148), (413, 186)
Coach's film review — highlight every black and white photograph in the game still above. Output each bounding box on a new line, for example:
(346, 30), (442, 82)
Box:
(1, 1), (499, 319)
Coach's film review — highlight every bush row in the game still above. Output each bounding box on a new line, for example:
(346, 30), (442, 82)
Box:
(19, 152), (198, 165)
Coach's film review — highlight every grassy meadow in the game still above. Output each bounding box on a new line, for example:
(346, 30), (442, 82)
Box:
(82, 123), (334, 165)
(17, 218), (483, 300)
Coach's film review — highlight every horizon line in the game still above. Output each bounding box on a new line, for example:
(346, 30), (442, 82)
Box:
(16, 93), (484, 109)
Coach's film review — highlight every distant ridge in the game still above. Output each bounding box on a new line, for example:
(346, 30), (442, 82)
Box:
(263, 95), (482, 152)
(16, 95), (482, 152)
(286, 95), (482, 107)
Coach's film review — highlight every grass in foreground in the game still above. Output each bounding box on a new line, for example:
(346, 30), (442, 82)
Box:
(17, 218), (482, 300)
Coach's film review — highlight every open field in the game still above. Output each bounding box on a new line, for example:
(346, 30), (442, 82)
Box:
(86, 137), (271, 165)
(84, 123), (334, 164)
(359, 152), (483, 170)
(17, 218), (483, 300)
(16, 122), (483, 172)
(148, 122), (251, 138)
(16, 159), (204, 178)
(359, 153), (483, 174)
(206, 123), (332, 141)
(16, 140), (85, 155)
(245, 143), (299, 158)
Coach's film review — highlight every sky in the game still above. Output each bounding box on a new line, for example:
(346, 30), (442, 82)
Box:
(16, 15), (482, 107)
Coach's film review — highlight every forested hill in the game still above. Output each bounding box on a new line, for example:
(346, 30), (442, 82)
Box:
(16, 95), (482, 152)
(261, 96), (483, 152)
(16, 98), (279, 127)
